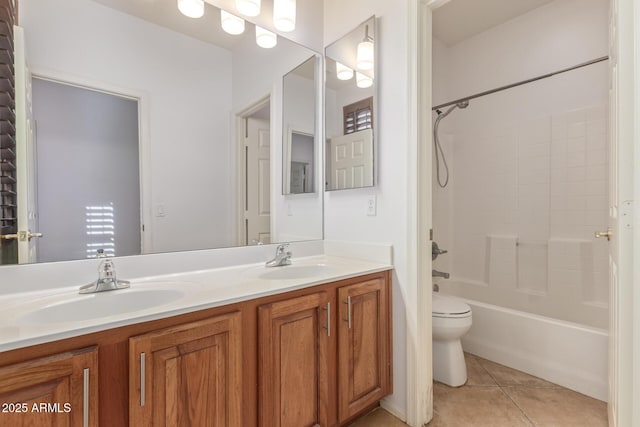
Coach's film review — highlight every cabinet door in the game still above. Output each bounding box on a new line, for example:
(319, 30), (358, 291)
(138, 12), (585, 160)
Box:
(0, 346), (98, 427)
(337, 277), (391, 422)
(129, 312), (242, 426)
(258, 292), (330, 427)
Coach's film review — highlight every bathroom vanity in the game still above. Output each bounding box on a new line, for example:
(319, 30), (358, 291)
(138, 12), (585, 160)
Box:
(0, 256), (392, 426)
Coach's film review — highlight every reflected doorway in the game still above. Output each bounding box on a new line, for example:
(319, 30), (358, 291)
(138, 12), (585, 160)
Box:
(31, 78), (142, 262)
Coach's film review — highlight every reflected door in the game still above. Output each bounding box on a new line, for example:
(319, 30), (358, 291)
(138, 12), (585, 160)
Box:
(329, 129), (373, 190)
(246, 118), (271, 245)
(15, 27), (40, 264)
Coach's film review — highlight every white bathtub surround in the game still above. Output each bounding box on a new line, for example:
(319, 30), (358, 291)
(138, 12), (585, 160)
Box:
(461, 298), (608, 401)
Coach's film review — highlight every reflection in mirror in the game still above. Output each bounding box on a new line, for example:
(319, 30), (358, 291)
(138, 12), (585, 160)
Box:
(5, 0), (323, 265)
(324, 16), (376, 191)
(282, 56), (316, 195)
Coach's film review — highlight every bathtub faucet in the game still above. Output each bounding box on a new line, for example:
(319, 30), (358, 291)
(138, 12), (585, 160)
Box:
(432, 269), (450, 279)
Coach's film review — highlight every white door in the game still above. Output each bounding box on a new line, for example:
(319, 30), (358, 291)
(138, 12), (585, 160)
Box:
(14, 26), (40, 263)
(606, 0), (636, 425)
(328, 128), (373, 190)
(245, 118), (271, 245)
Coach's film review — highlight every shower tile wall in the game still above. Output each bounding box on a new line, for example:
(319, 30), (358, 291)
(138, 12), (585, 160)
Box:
(432, 0), (610, 329)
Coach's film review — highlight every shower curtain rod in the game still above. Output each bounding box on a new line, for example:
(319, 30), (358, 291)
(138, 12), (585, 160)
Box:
(432, 56), (609, 111)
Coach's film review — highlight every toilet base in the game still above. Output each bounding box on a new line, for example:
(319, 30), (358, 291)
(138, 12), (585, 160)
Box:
(433, 339), (467, 387)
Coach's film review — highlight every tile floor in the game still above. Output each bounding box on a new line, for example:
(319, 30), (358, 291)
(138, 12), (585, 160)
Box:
(353, 353), (608, 427)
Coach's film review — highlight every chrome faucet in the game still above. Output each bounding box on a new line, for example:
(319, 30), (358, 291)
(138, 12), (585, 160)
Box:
(266, 243), (292, 267)
(79, 249), (130, 294)
(432, 269), (450, 279)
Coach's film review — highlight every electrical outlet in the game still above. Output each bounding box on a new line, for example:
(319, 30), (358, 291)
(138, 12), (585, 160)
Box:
(367, 196), (377, 216)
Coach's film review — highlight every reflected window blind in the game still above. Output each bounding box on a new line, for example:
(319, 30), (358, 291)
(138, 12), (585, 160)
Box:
(0, 0), (15, 237)
(343, 97), (373, 135)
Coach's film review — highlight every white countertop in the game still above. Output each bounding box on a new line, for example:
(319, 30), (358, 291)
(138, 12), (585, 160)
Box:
(0, 255), (392, 353)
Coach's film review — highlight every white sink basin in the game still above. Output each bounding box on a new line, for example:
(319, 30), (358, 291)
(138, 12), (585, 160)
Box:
(19, 288), (185, 324)
(258, 264), (335, 280)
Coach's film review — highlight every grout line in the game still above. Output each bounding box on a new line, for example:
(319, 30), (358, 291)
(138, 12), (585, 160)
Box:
(498, 386), (537, 427)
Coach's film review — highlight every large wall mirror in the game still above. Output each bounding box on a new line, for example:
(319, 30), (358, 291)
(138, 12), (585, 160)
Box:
(2, 0), (322, 265)
(324, 16), (376, 191)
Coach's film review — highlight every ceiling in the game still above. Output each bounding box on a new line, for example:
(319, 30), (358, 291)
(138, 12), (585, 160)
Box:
(91, 0), (246, 50)
(433, 0), (555, 46)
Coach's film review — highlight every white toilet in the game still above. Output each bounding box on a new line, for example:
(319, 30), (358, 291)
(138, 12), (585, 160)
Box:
(432, 293), (472, 387)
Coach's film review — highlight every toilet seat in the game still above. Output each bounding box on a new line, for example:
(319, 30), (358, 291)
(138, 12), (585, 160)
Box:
(432, 293), (471, 318)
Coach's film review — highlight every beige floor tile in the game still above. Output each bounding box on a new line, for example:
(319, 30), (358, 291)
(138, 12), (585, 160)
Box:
(476, 357), (561, 388)
(349, 408), (409, 427)
(464, 353), (497, 386)
(428, 382), (533, 427)
(503, 386), (608, 427)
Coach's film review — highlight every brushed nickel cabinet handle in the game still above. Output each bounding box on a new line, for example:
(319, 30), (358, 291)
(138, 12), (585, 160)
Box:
(344, 296), (352, 329)
(322, 302), (331, 337)
(140, 352), (146, 406)
(83, 368), (89, 427)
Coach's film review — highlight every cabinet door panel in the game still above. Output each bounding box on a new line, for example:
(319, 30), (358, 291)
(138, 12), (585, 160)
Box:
(129, 312), (242, 427)
(338, 278), (390, 423)
(0, 346), (98, 427)
(259, 292), (329, 427)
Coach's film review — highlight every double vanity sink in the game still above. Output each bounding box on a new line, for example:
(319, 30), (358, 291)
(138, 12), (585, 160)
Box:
(0, 255), (375, 351)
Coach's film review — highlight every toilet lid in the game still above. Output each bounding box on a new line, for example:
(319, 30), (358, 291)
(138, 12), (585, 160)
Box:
(432, 293), (471, 317)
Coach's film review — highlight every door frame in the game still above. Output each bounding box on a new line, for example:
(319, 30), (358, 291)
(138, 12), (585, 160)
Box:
(609, 0), (639, 425)
(413, 0), (638, 426)
(28, 67), (151, 255)
(233, 94), (271, 246)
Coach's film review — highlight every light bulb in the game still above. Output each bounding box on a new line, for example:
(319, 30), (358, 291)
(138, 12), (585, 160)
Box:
(256, 26), (277, 49)
(177, 0), (204, 18)
(356, 72), (373, 89)
(221, 10), (245, 35)
(273, 0), (296, 32)
(236, 0), (260, 17)
(357, 39), (374, 71)
(336, 62), (353, 81)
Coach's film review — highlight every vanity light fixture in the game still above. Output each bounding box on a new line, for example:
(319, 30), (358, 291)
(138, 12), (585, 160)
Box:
(256, 25), (277, 48)
(356, 72), (373, 89)
(221, 10), (245, 35)
(235, 0), (261, 17)
(177, 0), (204, 18)
(336, 62), (354, 80)
(356, 25), (374, 71)
(273, 0), (296, 32)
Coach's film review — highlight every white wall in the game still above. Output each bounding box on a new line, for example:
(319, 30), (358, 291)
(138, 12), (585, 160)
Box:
(232, 34), (323, 243)
(432, 0), (610, 328)
(324, 0), (412, 419)
(21, 0), (234, 254)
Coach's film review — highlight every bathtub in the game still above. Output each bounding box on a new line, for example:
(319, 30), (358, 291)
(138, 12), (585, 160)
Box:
(459, 298), (608, 401)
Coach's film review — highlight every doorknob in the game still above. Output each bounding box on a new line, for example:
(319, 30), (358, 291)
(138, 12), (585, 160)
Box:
(594, 228), (612, 241)
(0, 230), (43, 241)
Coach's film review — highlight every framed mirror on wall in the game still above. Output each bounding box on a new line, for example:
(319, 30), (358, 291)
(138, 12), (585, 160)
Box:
(282, 55), (317, 195)
(324, 16), (377, 191)
(3, 0), (323, 265)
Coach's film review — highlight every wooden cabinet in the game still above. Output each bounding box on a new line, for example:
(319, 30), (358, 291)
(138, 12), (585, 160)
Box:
(337, 277), (391, 423)
(0, 270), (391, 427)
(0, 346), (98, 427)
(258, 291), (330, 427)
(128, 312), (242, 426)
(257, 272), (392, 427)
